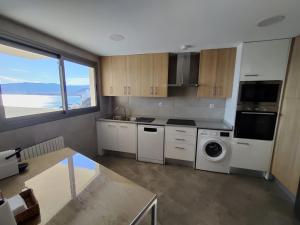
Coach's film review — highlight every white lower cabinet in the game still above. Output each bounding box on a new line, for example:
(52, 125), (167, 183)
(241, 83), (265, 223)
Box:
(164, 126), (197, 161)
(230, 138), (274, 172)
(97, 121), (137, 154)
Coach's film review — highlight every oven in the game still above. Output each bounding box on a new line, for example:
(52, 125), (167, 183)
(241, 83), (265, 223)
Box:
(238, 81), (282, 107)
(234, 111), (277, 140)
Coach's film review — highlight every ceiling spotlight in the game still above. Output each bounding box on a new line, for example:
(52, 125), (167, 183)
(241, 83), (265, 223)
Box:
(257, 15), (285, 27)
(180, 44), (193, 50)
(109, 34), (125, 41)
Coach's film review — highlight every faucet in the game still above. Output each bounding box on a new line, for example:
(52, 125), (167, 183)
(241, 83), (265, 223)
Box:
(113, 105), (127, 120)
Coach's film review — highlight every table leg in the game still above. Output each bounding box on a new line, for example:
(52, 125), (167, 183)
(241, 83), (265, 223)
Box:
(151, 199), (157, 225)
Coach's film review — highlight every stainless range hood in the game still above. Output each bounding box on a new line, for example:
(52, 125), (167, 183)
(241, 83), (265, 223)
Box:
(168, 52), (200, 87)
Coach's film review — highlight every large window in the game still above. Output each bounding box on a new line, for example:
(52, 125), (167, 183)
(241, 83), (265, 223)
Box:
(64, 60), (96, 110)
(0, 40), (98, 123)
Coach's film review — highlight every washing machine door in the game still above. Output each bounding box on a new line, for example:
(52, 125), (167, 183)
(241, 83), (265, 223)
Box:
(201, 138), (227, 162)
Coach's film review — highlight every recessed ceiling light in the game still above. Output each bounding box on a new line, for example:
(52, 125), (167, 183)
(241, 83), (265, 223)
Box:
(109, 34), (125, 41)
(257, 15), (285, 27)
(180, 44), (193, 50)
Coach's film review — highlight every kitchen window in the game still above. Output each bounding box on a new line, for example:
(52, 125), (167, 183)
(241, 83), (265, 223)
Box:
(0, 39), (98, 131)
(64, 60), (97, 110)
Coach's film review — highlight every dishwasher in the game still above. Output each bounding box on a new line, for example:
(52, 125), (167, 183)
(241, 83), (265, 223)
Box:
(138, 125), (164, 164)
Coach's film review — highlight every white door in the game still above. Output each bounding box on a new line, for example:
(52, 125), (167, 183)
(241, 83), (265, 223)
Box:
(118, 123), (137, 154)
(98, 122), (119, 152)
(240, 39), (291, 81)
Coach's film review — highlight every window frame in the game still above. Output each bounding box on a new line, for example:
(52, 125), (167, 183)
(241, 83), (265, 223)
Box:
(0, 37), (100, 132)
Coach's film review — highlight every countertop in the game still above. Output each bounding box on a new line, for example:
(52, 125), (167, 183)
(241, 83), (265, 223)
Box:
(0, 148), (156, 225)
(97, 117), (233, 131)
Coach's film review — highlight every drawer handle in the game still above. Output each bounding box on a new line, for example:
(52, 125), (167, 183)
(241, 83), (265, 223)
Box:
(107, 125), (116, 127)
(175, 130), (186, 133)
(175, 147), (185, 150)
(120, 126), (128, 128)
(244, 74), (259, 77)
(175, 138), (185, 141)
(237, 142), (250, 146)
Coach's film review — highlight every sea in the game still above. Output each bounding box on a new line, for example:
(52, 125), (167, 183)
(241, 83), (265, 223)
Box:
(2, 94), (82, 109)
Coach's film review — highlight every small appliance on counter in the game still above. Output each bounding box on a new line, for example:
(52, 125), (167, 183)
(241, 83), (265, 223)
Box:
(0, 148), (28, 180)
(0, 189), (40, 224)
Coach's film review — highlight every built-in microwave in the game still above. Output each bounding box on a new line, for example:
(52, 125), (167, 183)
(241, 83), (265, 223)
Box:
(238, 81), (282, 109)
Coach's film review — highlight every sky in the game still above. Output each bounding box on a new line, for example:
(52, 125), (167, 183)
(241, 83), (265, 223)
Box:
(0, 52), (91, 86)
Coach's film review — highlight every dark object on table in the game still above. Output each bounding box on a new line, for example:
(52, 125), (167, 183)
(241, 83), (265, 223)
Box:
(18, 163), (28, 174)
(295, 180), (300, 220)
(15, 189), (40, 224)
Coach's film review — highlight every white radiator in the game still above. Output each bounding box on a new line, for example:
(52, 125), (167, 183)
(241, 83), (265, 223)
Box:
(20, 136), (65, 161)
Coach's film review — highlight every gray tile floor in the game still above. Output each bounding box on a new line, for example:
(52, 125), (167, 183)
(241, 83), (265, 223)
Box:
(96, 155), (300, 225)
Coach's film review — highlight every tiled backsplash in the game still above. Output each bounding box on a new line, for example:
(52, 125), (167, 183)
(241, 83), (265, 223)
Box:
(112, 88), (226, 120)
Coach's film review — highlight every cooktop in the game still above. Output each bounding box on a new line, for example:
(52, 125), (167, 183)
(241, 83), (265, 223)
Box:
(167, 119), (196, 126)
(136, 117), (155, 123)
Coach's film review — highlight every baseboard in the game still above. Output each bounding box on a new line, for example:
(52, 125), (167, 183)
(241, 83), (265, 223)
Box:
(274, 178), (296, 203)
(103, 150), (136, 159)
(165, 158), (194, 168)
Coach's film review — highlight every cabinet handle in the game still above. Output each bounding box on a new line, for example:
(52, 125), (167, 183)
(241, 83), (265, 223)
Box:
(175, 130), (186, 133)
(155, 87), (158, 95)
(128, 86), (131, 95)
(124, 86), (127, 95)
(175, 138), (185, 141)
(107, 124), (116, 127)
(237, 142), (250, 146)
(175, 146), (185, 150)
(110, 86), (113, 94)
(244, 74), (259, 77)
(150, 87), (154, 95)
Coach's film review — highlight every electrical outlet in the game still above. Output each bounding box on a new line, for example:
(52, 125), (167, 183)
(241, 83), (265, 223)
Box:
(209, 104), (215, 109)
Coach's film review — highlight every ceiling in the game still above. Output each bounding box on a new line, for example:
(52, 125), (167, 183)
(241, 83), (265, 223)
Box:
(0, 0), (299, 56)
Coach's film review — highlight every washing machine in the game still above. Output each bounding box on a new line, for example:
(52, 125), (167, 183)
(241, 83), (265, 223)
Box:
(196, 129), (232, 174)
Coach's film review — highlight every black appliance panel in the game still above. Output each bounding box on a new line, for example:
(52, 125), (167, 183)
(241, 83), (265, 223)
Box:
(167, 119), (196, 126)
(234, 111), (277, 140)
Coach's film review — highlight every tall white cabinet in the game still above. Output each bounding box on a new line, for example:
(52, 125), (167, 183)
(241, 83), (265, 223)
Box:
(240, 39), (291, 81)
(97, 121), (137, 155)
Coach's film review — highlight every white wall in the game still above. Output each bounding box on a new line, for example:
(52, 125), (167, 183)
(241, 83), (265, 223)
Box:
(224, 44), (243, 126)
(0, 16), (112, 157)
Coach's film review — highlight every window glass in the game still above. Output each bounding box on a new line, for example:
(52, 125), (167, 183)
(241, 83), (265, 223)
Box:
(64, 60), (96, 109)
(0, 43), (62, 118)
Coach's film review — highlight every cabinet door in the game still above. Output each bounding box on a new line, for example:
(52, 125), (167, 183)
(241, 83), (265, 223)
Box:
(111, 56), (127, 96)
(98, 122), (119, 151)
(153, 53), (168, 97)
(215, 48), (236, 98)
(197, 49), (218, 97)
(140, 54), (154, 97)
(272, 37), (300, 195)
(240, 39), (291, 81)
(101, 57), (113, 96)
(126, 55), (141, 96)
(118, 123), (137, 154)
(231, 138), (273, 171)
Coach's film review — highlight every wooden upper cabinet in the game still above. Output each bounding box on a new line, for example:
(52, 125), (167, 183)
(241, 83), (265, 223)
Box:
(153, 53), (168, 97)
(197, 49), (218, 97)
(197, 48), (236, 98)
(215, 48), (236, 98)
(140, 54), (154, 97)
(111, 56), (127, 96)
(101, 56), (113, 96)
(126, 55), (141, 96)
(101, 53), (168, 97)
